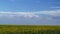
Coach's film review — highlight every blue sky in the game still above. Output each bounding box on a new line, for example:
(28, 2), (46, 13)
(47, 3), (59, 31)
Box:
(0, 0), (60, 25)
(0, 0), (60, 11)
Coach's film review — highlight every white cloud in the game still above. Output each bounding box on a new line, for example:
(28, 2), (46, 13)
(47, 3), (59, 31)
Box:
(0, 12), (39, 18)
(0, 10), (60, 18)
(33, 10), (60, 16)
(0, 10), (60, 25)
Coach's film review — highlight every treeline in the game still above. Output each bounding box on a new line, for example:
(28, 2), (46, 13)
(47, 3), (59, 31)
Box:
(0, 30), (60, 34)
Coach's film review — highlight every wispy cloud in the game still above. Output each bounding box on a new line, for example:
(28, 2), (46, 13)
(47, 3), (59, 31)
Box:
(0, 12), (39, 18)
(33, 10), (60, 16)
(0, 10), (60, 25)
(0, 10), (60, 18)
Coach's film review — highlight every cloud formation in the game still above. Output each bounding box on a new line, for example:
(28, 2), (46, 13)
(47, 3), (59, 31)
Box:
(0, 10), (60, 18)
(0, 12), (39, 18)
(0, 10), (60, 25)
(34, 10), (60, 16)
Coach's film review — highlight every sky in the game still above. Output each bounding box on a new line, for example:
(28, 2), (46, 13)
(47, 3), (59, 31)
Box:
(0, 0), (60, 25)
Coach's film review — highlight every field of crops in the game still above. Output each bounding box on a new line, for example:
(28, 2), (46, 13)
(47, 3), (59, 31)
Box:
(0, 25), (60, 34)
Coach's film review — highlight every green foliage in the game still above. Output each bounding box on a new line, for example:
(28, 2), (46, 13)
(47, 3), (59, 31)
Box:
(0, 25), (60, 34)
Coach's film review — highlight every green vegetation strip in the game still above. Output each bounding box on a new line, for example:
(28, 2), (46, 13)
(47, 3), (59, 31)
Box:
(0, 25), (60, 34)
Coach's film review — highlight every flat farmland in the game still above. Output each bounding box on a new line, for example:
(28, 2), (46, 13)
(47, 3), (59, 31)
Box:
(0, 25), (60, 34)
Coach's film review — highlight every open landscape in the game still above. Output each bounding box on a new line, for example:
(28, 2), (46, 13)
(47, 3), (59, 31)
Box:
(0, 0), (60, 34)
(0, 25), (60, 34)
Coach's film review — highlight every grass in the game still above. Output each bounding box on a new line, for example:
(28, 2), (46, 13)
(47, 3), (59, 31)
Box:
(0, 25), (60, 34)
